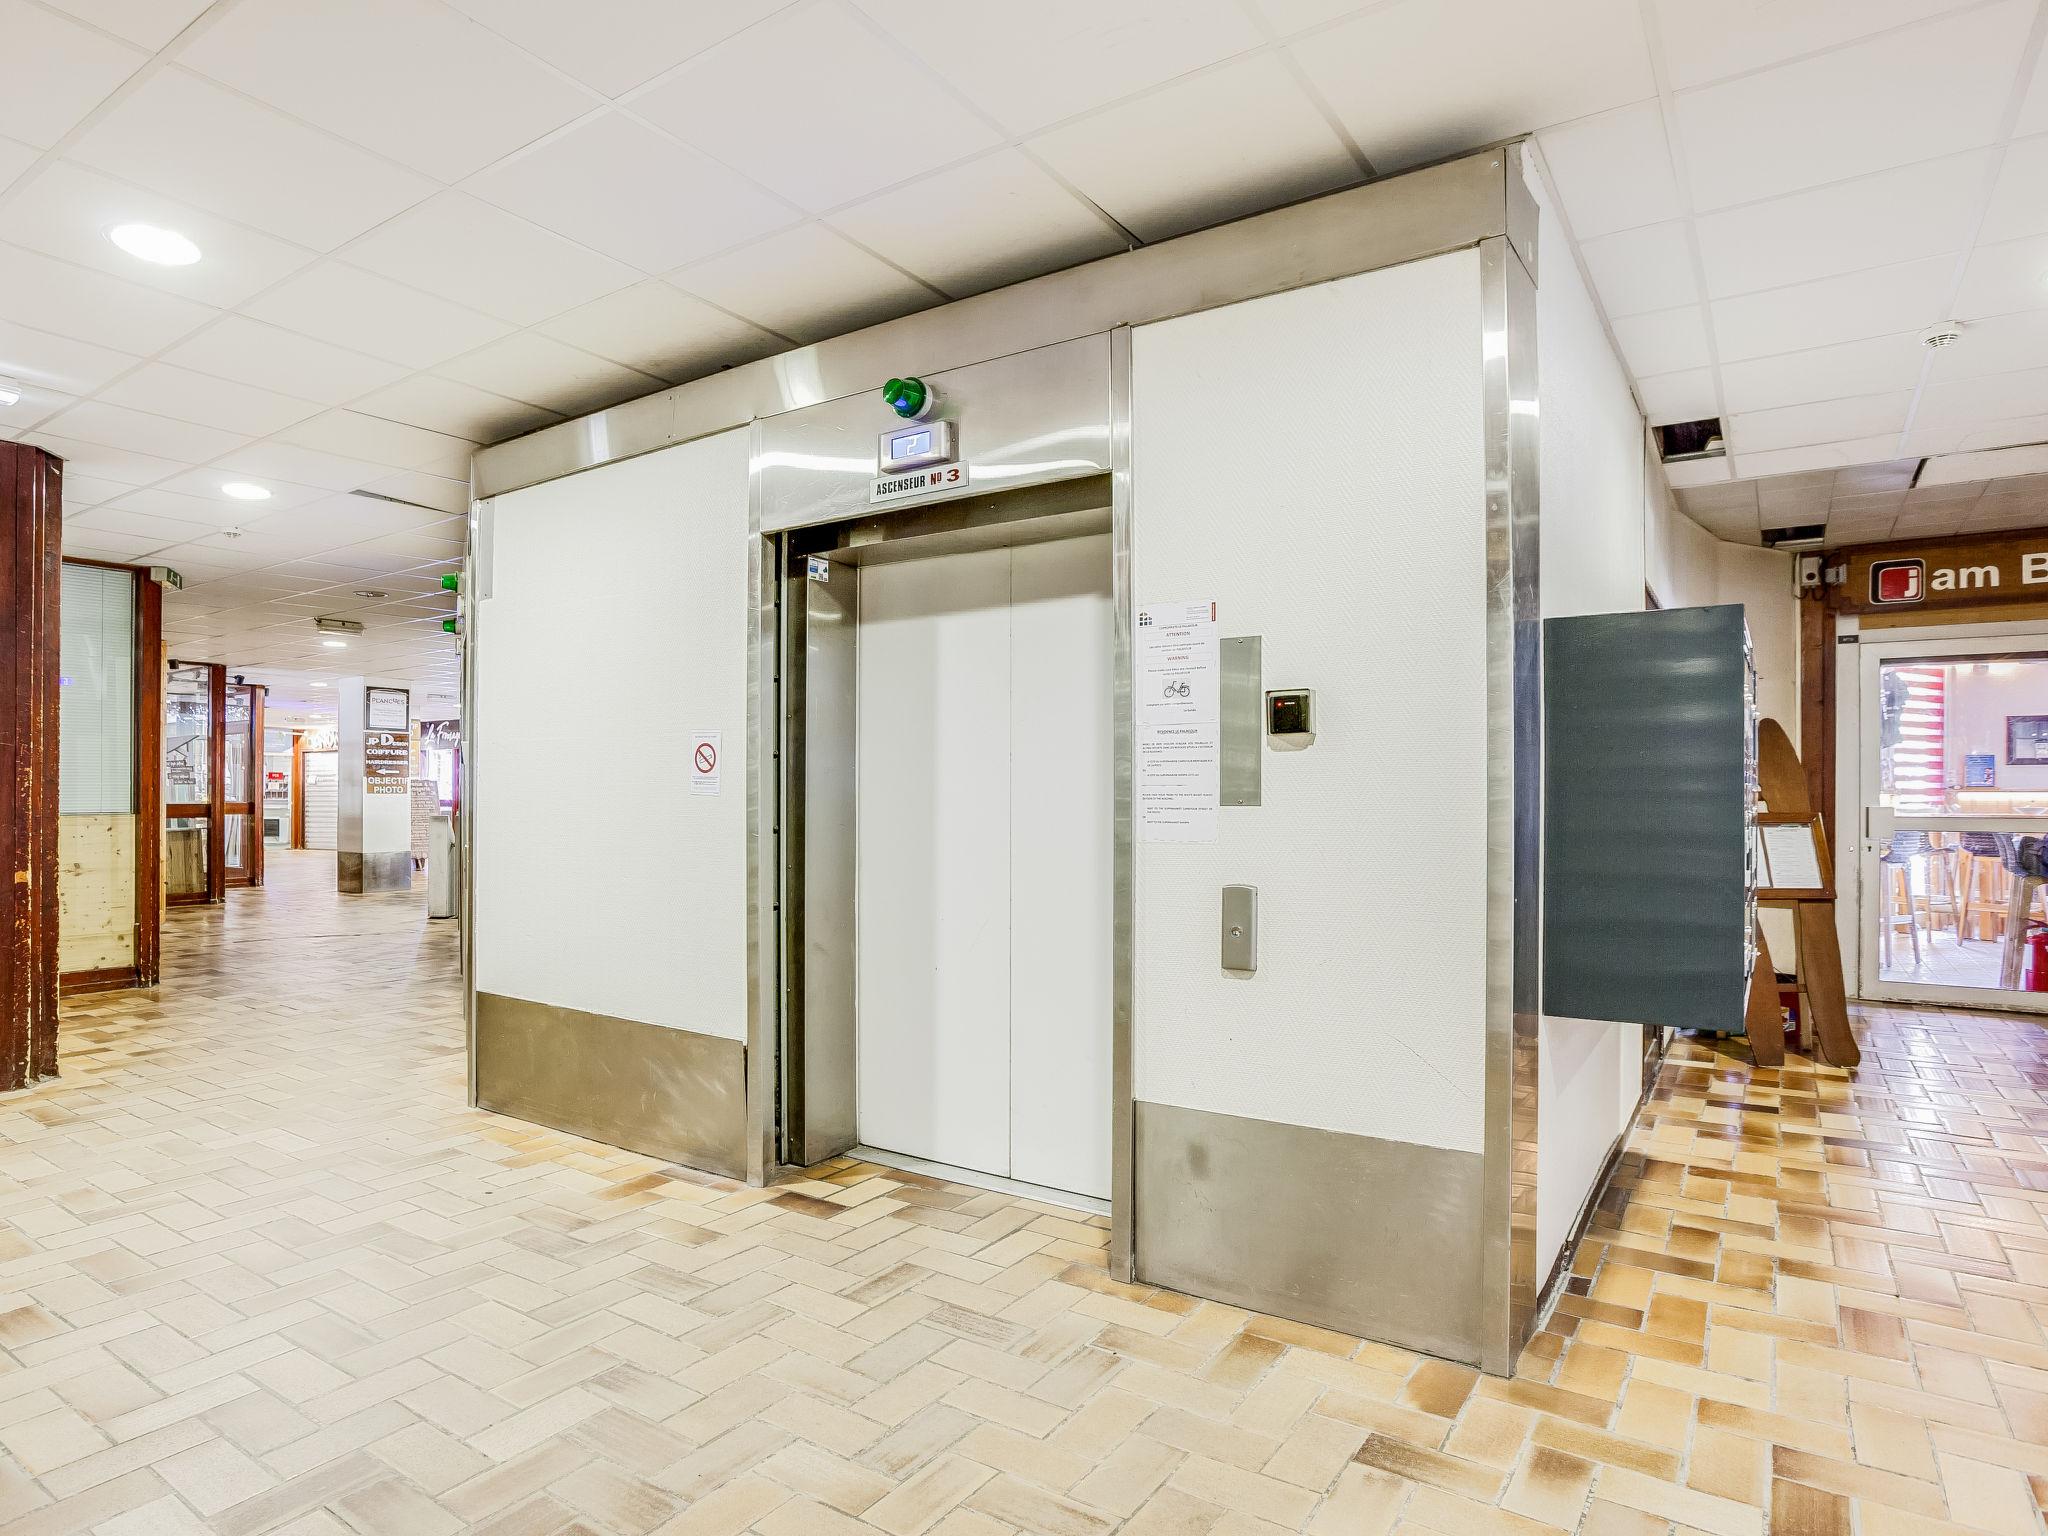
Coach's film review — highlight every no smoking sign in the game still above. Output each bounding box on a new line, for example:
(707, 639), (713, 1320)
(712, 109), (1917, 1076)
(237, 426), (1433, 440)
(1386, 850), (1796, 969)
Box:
(690, 730), (721, 796)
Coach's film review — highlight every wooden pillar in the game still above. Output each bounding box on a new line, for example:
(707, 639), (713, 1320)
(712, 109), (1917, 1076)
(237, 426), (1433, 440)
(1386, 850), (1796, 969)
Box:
(0, 443), (61, 1089)
(134, 573), (162, 988)
(1799, 591), (1834, 845)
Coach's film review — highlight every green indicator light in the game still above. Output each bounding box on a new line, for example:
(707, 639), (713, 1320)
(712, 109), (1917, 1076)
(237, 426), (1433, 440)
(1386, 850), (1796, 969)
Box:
(441, 618), (457, 634)
(882, 376), (931, 420)
(440, 573), (460, 592)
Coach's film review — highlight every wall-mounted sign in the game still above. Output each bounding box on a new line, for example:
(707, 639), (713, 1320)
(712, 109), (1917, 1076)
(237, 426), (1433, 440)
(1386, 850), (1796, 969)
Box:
(366, 686), (409, 731)
(1137, 600), (1221, 843)
(419, 719), (460, 751)
(870, 463), (968, 506)
(364, 730), (410, 794)
(690, 730), (721, 796)
(1965, 752), (1997, 787)
(1834, 533), (2048, 614)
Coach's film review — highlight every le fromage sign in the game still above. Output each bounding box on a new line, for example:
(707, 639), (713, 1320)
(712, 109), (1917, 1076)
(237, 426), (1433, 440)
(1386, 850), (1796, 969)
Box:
(1837, 536), (2048, 614)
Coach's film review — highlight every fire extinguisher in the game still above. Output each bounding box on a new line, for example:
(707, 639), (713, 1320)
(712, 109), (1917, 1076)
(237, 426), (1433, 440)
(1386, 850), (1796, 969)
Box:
(2026, 925), (2048, 993)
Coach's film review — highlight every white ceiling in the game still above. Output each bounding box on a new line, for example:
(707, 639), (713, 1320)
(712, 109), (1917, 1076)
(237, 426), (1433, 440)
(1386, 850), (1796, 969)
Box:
(4, 0), (2048, 695)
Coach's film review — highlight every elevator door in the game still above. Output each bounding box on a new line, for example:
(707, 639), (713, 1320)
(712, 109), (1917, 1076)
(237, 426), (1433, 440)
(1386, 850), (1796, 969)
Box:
(854, 534), (1113, 1197)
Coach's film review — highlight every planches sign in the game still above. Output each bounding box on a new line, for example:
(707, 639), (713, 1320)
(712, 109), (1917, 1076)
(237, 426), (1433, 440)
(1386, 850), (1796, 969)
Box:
(1832, 531), (2048, 614)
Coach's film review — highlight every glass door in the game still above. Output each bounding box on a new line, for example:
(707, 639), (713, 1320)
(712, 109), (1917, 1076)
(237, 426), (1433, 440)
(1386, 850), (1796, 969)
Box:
(1857, 631), (2048, 1011)
(164, 661), (222, 905)
(223, 684), (264, 886)
(263, 728), (293, 845)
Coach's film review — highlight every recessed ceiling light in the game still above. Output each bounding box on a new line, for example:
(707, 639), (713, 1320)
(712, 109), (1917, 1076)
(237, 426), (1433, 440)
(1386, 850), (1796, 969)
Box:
(107, 222), (201, 267)
(352, 589), (387, 599)
(311, 682), (328, 688)
(322, 639), (347, 648)
(221, 481), (270, 501)
(0, 379), (20, 408)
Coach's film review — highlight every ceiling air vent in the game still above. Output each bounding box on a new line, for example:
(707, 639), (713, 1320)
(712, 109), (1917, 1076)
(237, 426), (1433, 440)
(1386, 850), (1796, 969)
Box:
(1761, 524), (1826, 551)
(1656, 417), (1724, 463)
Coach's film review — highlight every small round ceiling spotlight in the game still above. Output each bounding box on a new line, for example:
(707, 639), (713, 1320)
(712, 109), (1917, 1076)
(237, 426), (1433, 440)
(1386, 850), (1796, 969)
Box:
(107, 222), (201, 266)
(1921, 321), (1964, 349)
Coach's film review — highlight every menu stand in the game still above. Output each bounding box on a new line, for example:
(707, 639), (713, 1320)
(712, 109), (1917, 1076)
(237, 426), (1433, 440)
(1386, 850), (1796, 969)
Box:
(1745, 720), (1860, 1068)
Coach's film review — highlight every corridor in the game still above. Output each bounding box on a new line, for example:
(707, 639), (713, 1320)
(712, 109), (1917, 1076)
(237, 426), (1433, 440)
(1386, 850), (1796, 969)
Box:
(0, 854), (2036, 1533)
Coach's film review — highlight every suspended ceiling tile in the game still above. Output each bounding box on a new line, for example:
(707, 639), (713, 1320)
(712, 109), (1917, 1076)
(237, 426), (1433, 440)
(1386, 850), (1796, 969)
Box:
(275, 411), (476, 476)
(64, 504), (215, 545)
(1243, 0), (1372, 32)
(123, 478), (324, 520)
(1664, 455), (1731, 488)
(1835, 460), (1919, 492)
(0, 162), (318, 311)
(469, 111), (794, 273)
(67, 69), (439, 252)
(1635, 367), (1718, 427)
(242, 263), (513, 371)
(859, 0), (1260, 138)
(635, 2), (998, 213)
(95, 363), (325, 438)
(1710, 256), (1954, 362)
(0, 242), (217, 356)
(211, 440), (388, 494)
(38, 0), (213, 49)
(1028, 54), (1358, 245)
(0, 319), (140, 397)
(537, 279), (785, 382)
(1952, 413), (2048, 452)
(1533, 101), (1682, 242)
(1914, 367), (2048, 429)
(674, 224), (933, 343)
(1671, 1), (2032, 211)
(2015, 36), (2048, 137)
(1927, 309), (2048, 383)
(435, 330), (661, 416)
(1578, 221), (1700, 319)
(59, 474), (132, 511)
(1730, 392), (1912, 456)
(20, 431), (188, 486)
(1977, 134), (2048, 244)
(447, 0), (797, 98)
(1718, 332), (1925, 415)
(1291, 0), (1654, 175)
(1608, 305), (1713, 378)
(62, 529), (165, 558)
(336, 191), (640, 327)
(1729, 434), (1903, 479)
(179, 0), (598, 182)
(0, 136), (36, 193)
(41, 398), (249, 464)
(0, 382), (79, 435)
(351, 374), (561, 445)
(1951, 233), (2048, 321)
(1650, 0), (1982, 91)
(160, 316), (408, 406)
(1693, 150), (1992, 300)
(830, 149), (1124, 299)
(0, 1), (146, 149)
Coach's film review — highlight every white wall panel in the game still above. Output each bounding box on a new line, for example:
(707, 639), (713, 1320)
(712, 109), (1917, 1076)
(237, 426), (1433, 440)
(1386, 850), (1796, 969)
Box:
(304, 751), (337, 850)
(476, 428), (750, 1037)
(1131, 252), (1489, 1154)
(1530, 176), (1656, 1281)
(1009, 535), (1113, 1197)
(856, 549), (1015, 1176)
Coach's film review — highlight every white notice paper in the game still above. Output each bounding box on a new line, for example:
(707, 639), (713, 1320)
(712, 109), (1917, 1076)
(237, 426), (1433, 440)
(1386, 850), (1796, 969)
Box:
(1759, 821), (1823, 891)
(690, 731), (722, 796)
(1137, 600), (1220, 842)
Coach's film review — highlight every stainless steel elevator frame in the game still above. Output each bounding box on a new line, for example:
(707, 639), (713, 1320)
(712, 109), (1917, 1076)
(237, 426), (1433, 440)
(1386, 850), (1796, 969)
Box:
(467, 142), (1551, 1372)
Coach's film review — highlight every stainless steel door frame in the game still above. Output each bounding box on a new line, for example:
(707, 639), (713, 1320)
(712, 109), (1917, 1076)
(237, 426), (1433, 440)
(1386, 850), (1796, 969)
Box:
(766, 474), (1121, 1186)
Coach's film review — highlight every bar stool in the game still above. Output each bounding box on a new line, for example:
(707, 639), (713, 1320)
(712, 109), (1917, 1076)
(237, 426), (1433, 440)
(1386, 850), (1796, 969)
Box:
(1880, 830), (1927, 969)
(1957, 831), (2006, 942)
(1999, 834), (2048, 989)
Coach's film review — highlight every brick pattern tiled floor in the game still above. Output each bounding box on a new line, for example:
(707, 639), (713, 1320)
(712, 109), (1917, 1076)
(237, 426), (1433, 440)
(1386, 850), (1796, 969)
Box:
(2, 852), (2046, 1533)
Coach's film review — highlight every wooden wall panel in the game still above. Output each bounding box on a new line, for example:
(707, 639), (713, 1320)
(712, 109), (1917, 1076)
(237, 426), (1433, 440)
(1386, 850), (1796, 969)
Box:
(0, 442), (61, 1088)
(58, 814), (136, 973)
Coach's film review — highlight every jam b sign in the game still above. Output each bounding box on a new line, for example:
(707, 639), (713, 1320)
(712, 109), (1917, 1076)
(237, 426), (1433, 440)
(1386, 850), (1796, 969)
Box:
(1869, 559), (1924, 604)
(1839, 536), (2048, 614)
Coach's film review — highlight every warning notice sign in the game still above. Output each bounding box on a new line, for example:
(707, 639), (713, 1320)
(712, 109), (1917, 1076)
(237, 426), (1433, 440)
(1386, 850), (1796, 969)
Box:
(690, 730), (721, 796)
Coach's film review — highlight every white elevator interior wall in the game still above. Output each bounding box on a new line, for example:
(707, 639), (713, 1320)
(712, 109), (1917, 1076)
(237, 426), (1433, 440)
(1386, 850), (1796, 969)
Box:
(855, 535), (1113, 1198)
(1130, 251), (1489, 1153)
(474, 429), (751, 1037)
